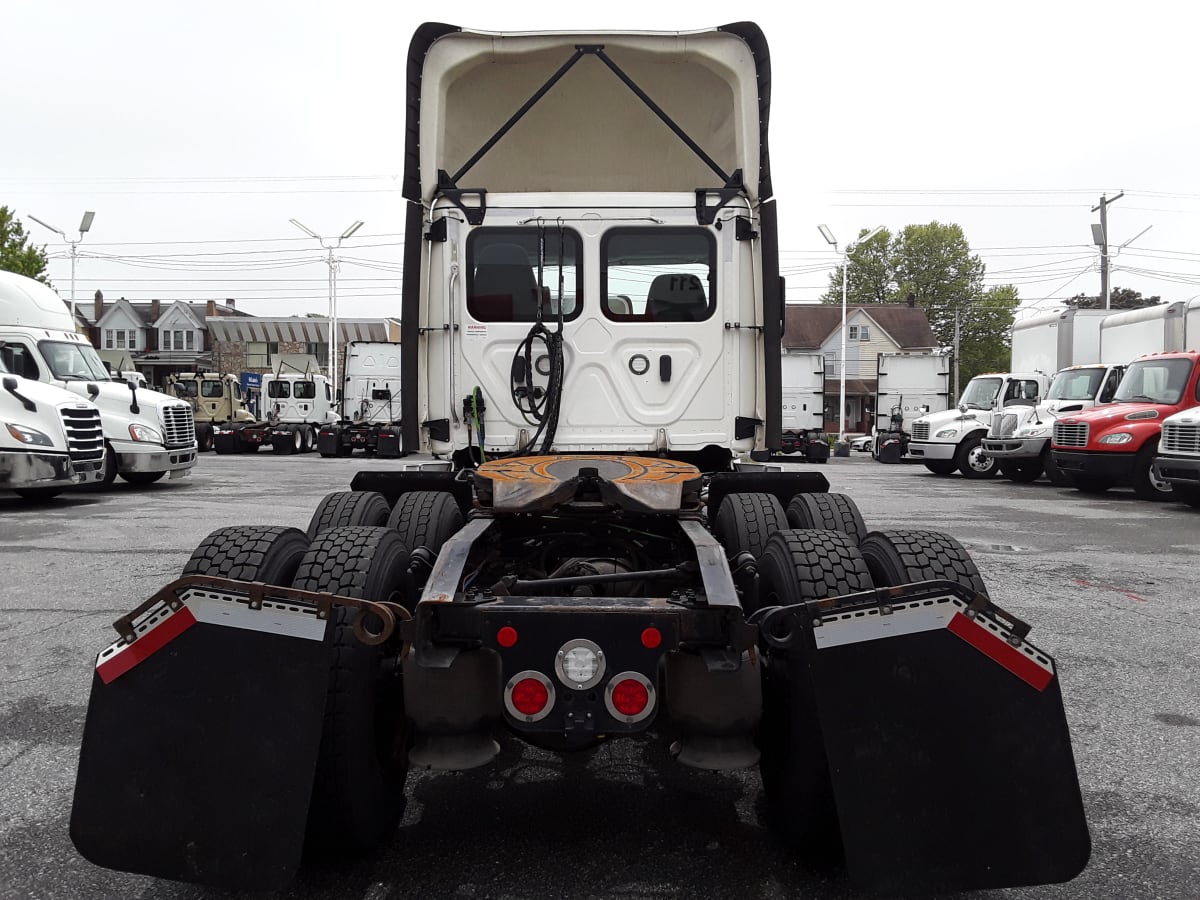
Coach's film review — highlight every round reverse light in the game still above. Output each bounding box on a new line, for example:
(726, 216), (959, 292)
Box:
(555, 638), (605, 690)
(504, 670), (554, 722)
(604, 671), (655, 724)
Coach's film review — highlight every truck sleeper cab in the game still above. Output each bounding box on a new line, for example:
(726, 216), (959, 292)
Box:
(1052, 351), (1200, 501)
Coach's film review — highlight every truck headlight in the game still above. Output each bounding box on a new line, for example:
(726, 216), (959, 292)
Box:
(128, 423), (163, 443)
(5, 423), (54, 446)
(1099, 432), (1133, 445)
(935, 428), (958, 438)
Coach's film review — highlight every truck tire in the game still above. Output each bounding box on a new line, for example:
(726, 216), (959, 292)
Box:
(1042, 446), (1071, 486)
(182, 524), (310, 585)
(1132, 439), (1174, 502)
(1176, 485), (1200, 508)
(756, 529), (872, 860)
(923, 459), (957, 476)
(301, 426), (315, 453)
(292, 526), (410, 855)
(387, 490), (464, 555)
(955, 434), (999, 479)
(307, 490), (391, 540)
(76, 441), (118, 492)
(784, 492), (867, 545)
(859, 530), (988, 597)
(1000, 459), (1043, 483)
(120, 470), (166, 485)
(713, 492), (788, 560)
(196, 423), (214, 452)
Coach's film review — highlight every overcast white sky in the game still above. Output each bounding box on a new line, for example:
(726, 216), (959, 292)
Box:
(6, 1), (1198, 322)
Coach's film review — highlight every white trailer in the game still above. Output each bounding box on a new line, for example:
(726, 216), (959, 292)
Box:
(318, 341), (405, 458)
(1098, 302), (1186, 365)
(1010, 308), (1114, 373)
(779, 351), (824, 456)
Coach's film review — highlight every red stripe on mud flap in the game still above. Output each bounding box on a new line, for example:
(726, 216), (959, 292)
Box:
(96, 607), (198, 684)
(947, 611), (1053, 691)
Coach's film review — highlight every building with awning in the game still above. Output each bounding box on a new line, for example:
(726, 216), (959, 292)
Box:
(204, 317), (402, 379)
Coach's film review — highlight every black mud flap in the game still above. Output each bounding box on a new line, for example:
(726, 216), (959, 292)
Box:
(70, 581), (332, 890)
(762, 583), (1091, 895)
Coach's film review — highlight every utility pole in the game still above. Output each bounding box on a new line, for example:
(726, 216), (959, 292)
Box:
(953, 308), (961, 400)
(1091, 192), (1124, 309)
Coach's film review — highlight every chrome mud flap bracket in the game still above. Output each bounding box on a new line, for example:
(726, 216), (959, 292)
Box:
(70, 578), (339, 890)
(758, 582), (1092, 894)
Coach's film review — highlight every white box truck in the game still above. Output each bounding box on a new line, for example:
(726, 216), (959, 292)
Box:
(0, 271), (196, 487)
(981, 310), (1126, 482)
(0, 355), (105, 500)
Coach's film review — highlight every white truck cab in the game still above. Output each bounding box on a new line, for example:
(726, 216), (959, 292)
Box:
(1152, 403), (1200, 507)
(0, 354), (105, 499)
(907, 371), (1049, 477)
(0, 271), (196, 487)
(264, 372), (337, 454)
(981, 363), (1124, 483)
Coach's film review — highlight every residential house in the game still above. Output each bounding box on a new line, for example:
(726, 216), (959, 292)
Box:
(784, 302), (939, 433)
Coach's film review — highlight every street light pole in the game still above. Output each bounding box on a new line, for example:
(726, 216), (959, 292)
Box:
(28, 211), (95, 329)
(289, 219), (364, 387)
(818, 224), (885, 443)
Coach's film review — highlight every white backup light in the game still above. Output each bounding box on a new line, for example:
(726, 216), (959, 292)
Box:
(555, 638), (605, 690)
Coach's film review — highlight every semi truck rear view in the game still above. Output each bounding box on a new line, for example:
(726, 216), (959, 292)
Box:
(69, 21), (1091, 897)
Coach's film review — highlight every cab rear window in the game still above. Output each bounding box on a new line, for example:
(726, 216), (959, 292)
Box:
(601, 229), (716, 322)
(467, 228), (581, 323)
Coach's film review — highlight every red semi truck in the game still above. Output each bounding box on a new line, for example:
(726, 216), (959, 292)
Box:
(1051, 350), (1200, 500)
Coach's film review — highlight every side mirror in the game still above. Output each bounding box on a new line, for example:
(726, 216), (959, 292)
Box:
(87, 383), (100, 400)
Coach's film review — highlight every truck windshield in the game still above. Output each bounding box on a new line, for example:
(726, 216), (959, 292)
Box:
(959, 377), (1002, 409)
(293, 381), (316, 400)
(38, 341), (111, 381)
(1113, 358), (1193, 405)
(1047, 369), (1104, 401)
(201, 380), (224, 399)
(266, 381), (291, 399)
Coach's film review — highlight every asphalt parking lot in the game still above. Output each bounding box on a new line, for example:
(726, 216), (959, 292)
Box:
(1, 451), (1197, 900)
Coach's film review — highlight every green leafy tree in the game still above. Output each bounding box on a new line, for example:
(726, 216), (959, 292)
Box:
(0, 206), (51, 283)
(1063, 286), (1161, 310)
(820, 221), (1018, 384)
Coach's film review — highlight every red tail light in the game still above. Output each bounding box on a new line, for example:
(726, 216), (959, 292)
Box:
(605, 672), (655, 723)
(504, 670), (554, 722)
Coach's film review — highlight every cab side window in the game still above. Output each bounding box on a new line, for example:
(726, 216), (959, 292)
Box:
(1099, 369), (1121, 403)
(0, 343), (39, 380)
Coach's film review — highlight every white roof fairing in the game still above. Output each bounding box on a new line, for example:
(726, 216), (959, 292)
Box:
(205, 318), (400, 345)
(414, 25), (770, 202)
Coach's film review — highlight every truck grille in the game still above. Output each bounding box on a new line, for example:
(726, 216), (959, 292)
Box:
(989, 413), (1019, 438)
(1053, 422), (1089, 448)
(1162, 421), (1200, 454)
(911, 422), (930, 441)
(61, 406), (105, 462)
(161, 404), (197, 448)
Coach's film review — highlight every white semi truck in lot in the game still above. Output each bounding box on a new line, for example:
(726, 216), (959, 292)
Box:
(70, 22), (1090, 898)
(317, 341), (405, 458)
(208, 371), (337, 455)
(778, 350), (825, 459)
(870, 350), (952, 461)
(0, 354), (105, 499)
(0, 271), (197, 486)
(1154, 404), (1200, 507)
